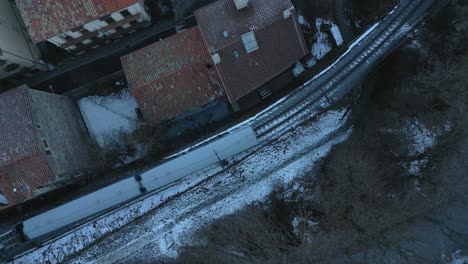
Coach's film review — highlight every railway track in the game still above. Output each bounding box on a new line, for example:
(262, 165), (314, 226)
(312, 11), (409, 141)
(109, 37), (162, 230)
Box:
(7, 1), (442, 262)
(252, 0), (433, 139)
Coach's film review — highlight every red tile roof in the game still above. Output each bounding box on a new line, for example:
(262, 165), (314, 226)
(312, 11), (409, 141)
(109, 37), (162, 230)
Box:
(195, 0), (294, 51)
(195, 0), (308, 103)
(0, 85), (54, 205)
(121, 27), (223, 123)
(0, 154), (53, 205)
(0, 85), (37, 165)
(16, 0), (140, 43)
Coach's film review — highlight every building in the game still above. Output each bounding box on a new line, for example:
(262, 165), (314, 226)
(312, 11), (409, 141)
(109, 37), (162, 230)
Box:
(195, 0), (308, 109)
(16, 0), (151, 54)
(0, 85), (96, 208)
(121, 0), (307, 119)
(0, 1), (45, 80)
(121, 26), (224, 123)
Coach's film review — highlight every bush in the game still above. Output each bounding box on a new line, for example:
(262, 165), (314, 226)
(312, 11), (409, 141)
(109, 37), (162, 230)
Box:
(101, 131), (137, 168)
(132, 124), (167, 160)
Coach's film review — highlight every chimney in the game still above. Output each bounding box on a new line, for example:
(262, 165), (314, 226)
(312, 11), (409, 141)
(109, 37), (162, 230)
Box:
(234, 0), (249, 10)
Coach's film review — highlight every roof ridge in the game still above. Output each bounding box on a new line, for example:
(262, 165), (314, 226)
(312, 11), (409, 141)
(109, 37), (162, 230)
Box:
(0, 85), (39, 166)
(133, 60), (212, 90)
(17, 0), (140, 43)
(206, 14), (293, 53)
(123, 26), (211, 88)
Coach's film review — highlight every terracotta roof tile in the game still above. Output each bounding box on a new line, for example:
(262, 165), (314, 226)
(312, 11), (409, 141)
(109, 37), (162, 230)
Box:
(195, 0), (294, 51)
(16, 0), (140, 43)
(214, 16), (308, 102)
(195, 0), (308, 103)
(121, 27), (223, 123)
(0, 85), (54, 205)
(0, 154), (53, 205)
(0, 85), (37, 165)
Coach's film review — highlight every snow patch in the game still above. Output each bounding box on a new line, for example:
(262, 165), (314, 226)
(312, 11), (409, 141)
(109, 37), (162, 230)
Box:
(303, 21), (380, 84)
(298, 15), (311, 28)
(311, 18), (333, 60)
(399, 23), (412, 34)
(78, 90), (139, 148)
(292, 217), (318, 234)
(292, 216), (318, 244)
(412, 179), (427, 197)
(331, 24), (344, 46)
(309, 19), (343, 60)
(403, 119), (438, 156)
(306, 57), (317, 68)
(293, 62), (305, 77)
(405, 28), (429, 56)
(407, 39), (422, 50)
(443, 250), (468, 264)
(407, 159), (428, 175)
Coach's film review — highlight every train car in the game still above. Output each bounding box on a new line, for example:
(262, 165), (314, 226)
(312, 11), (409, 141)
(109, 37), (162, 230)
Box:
(22, 177), (142, 239)
(140, 126), (258, 191)
(20, 126), (258, 240)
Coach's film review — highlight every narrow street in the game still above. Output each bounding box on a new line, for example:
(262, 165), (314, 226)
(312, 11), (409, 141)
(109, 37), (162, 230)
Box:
(16, 0), (216, 95)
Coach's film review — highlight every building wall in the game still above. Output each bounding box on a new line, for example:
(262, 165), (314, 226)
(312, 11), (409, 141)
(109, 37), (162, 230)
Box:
(27, 89), (97, 177)
(0, 1), (42, 80)
(48, 2), (151, 54)
(237, 65), (295, 111)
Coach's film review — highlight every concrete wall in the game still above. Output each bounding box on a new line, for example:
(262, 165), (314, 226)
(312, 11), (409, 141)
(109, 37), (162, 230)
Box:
(0, 1), (42, 79)
(27, 89), (97, 177)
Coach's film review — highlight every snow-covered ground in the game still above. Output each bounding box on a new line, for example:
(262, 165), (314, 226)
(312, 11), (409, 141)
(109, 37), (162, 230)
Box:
(382, 118), (451, 176)
(13, 4), (414, 263)
(382, 118), (453, 193)
(297, 15), (344, 70)
(78, 90), (144, 165)
(311, 18), (333, 61)
(13, 109), (351, 264)
(293, 62), (306, 77)
(443, 250), (468, 264)
(298, 15), (310, 28)
(403, 119), (451, 156)
(331, 24), (344, 46)
(78, 90), (139, 149)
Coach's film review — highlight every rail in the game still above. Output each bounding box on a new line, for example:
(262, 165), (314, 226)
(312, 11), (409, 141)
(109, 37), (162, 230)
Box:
(252, 0), (430, 138)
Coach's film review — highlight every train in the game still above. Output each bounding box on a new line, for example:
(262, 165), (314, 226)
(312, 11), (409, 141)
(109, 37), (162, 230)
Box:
(0, 126), (258, 261)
